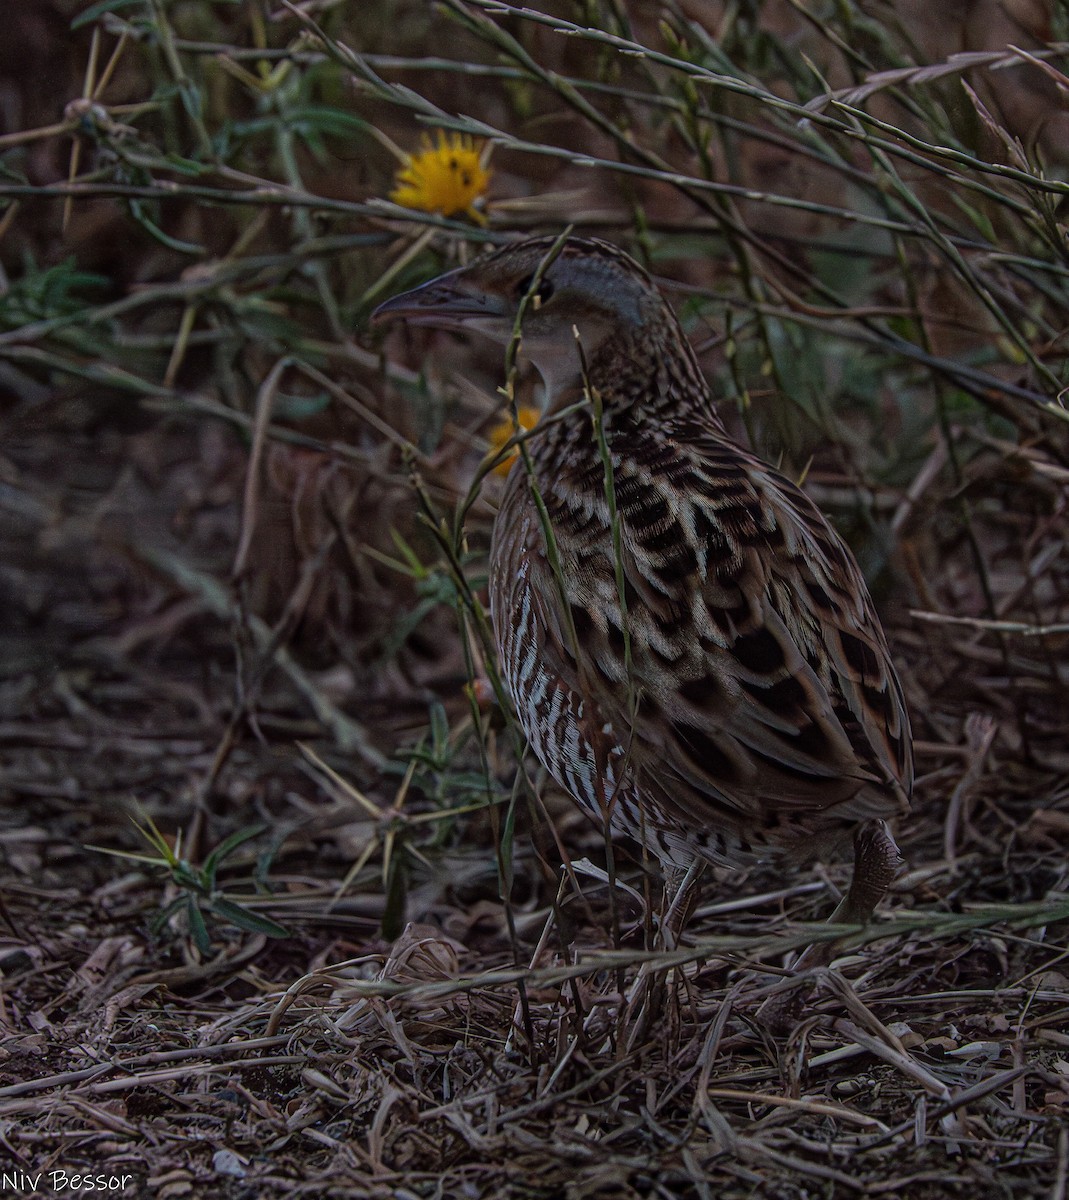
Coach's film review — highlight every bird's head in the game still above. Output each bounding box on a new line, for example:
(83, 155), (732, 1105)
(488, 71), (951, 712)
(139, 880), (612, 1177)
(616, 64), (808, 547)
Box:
(372, 236), (669, 394)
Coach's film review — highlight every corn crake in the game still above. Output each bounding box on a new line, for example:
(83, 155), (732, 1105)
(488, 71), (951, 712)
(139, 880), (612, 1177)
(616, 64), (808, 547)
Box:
(374, 235), (912, 1000)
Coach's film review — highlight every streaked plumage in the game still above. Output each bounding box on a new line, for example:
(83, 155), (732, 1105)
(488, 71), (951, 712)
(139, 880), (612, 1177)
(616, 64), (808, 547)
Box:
(375, 236), (912, 933)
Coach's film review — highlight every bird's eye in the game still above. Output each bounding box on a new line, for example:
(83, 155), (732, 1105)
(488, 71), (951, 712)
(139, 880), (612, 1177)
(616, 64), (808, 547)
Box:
(515, 275), (555, 307)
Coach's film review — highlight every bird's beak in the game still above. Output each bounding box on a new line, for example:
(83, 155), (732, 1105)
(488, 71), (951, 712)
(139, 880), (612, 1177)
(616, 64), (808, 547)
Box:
(372, 272), (507, 332)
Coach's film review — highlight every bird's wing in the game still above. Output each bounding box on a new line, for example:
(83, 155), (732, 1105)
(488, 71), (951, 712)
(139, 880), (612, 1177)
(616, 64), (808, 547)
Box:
(492, 431), (911, 847)
(617, 434), (912, 831)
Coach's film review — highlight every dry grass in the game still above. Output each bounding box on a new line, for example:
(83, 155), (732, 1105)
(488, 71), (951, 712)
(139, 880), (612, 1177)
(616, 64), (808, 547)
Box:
(2, 2), (1069, 1196)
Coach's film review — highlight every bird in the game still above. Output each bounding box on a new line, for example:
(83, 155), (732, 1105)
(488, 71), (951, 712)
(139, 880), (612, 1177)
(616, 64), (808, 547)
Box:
(374, 234), (912, 958)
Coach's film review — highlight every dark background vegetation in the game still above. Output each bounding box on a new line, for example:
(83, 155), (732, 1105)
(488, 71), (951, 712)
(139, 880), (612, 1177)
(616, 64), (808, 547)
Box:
(1, 1), (1068, 1196)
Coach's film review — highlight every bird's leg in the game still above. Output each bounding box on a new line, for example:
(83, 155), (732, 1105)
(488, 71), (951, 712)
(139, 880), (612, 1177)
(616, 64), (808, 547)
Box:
(756, 820), (903, 1030)
(624, 859), (705, 1050)
(828, 818), (904, 927)
(791, 818), (903, 972)
(658, 859), (706, 950)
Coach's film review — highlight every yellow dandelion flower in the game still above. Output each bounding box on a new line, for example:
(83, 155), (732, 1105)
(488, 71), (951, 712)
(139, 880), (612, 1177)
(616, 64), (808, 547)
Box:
(389, 131), (491, 224)
(488, 405), (541, 476)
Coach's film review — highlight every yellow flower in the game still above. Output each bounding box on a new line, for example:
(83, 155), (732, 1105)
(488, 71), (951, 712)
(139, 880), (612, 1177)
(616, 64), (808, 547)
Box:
(488, 405), (541, 476)
(389, 131), (491, 224)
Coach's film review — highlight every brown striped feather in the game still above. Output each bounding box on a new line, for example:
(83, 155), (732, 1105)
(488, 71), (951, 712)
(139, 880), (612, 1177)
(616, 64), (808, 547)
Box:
(377, 235), (913, 873)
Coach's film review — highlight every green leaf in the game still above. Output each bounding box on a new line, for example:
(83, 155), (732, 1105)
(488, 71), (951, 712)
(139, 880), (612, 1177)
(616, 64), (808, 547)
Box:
(210, 899), (290, 939)
(162, 153), (214, 178)
(202, 824), (267, 888)
(390, 528), (431, 578)
(287, 107), (372, 139)
(429, 700), (450, 758)
(186, 897), (213, 956)
(948, 191), (998, 244)
(149, 895), (187, 938)
(274, 391), (331, 420)
(128, 200), (205, 255)
(381, 856), (407, 941)
(72, 0), (145, 30)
